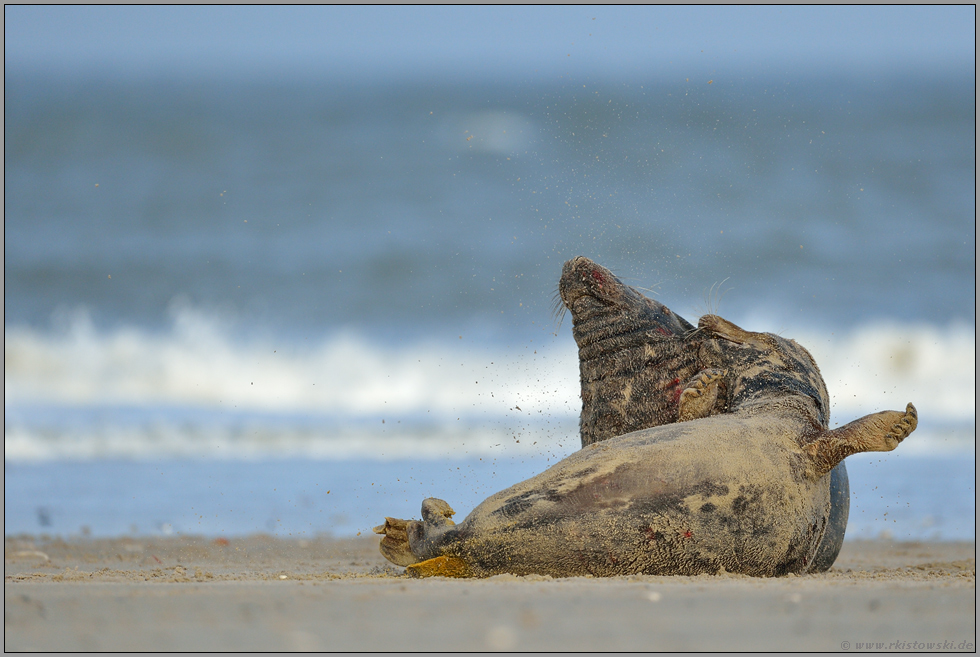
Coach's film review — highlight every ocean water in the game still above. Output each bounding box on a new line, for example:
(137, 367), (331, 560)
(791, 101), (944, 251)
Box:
(4, 71), (975, 541)
(3, 453), (975, 541)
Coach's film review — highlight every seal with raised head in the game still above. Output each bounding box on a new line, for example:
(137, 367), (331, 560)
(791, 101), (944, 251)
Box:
(556, 256), (849, 571)
(375, 312), (916, 578)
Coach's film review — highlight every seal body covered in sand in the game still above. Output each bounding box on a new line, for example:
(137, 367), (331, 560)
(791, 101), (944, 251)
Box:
(556, 256), (850, 571)
(376, 311), (917, 578)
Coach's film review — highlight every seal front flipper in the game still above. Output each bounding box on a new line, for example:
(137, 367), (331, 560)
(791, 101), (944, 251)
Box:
(805, 403), (918, 477)
(677, 368), (725, 422)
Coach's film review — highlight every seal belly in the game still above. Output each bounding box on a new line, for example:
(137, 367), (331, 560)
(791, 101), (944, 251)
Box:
(441, 416), (828, 578)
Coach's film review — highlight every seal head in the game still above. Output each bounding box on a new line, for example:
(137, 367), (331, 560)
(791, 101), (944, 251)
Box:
(558, 256), (720, 445)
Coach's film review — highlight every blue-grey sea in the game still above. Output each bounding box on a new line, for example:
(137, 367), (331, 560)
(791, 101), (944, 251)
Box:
(4, 70), (975, 541)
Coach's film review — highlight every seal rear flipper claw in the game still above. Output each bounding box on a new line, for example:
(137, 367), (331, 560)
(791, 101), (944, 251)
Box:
(805, 403), (918, 478)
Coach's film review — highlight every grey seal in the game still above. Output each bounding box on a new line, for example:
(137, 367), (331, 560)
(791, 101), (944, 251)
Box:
(375, 312), (915, 577)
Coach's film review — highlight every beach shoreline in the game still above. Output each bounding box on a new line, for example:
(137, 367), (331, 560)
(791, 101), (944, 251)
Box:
(5, 535), (975, 651)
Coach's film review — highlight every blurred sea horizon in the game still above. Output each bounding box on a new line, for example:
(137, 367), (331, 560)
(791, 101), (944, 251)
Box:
(5, 64), (975, 540)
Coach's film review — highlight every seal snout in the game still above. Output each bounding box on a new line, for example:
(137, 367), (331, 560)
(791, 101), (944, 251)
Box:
(559, 256), (623, 311)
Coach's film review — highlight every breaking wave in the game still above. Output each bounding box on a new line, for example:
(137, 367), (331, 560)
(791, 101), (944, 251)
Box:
(4, 306), (975, 461)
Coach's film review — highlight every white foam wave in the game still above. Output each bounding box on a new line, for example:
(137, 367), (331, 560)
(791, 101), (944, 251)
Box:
(790, 321), (975, 426)
(4, 306), (581, 419)
(4, 307), (975, 461)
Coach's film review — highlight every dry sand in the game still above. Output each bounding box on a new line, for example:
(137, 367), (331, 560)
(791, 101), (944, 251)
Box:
(4, 534), (975, 651)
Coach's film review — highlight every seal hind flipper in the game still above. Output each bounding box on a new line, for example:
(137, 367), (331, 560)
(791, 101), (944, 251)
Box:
(374, 517), (422, 567)
(805, 403), (918, 477)
(677, 368), (725, 422)
(375, 498), (460, 567)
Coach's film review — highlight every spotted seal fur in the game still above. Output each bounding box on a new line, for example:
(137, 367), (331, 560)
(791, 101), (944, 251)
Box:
(557, 256), (849, 571)
(374, 312), (916, 577)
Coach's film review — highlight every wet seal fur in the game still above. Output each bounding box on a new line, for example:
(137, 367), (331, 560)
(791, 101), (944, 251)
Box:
(556, 256), (849, 571)
(375, 308), (916, 578)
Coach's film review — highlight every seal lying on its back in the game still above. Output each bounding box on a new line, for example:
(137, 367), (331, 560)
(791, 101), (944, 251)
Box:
(375, 313), (916, 577)
(557, 256), (850, 572)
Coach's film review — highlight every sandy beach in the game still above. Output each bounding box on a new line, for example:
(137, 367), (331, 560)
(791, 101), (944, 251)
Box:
(4, 534), (975, 651)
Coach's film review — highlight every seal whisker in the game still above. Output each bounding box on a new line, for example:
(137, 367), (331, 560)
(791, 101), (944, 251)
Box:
(550, 288), (568, 332)
(632, 282), (665, 296)
(684, 325), (707, 340)
(553, 307), (566, 333)
(701, 277), (733, 316)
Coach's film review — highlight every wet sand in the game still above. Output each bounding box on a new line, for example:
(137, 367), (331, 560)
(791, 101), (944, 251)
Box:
(5, 534), (975, 651)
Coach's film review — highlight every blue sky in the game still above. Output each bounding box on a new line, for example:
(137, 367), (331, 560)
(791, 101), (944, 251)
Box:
(5, 5), (975, 80)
